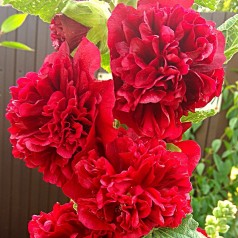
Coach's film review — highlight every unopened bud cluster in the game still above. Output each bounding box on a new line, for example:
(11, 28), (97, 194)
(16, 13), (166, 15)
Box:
(205, 200), (237, 238)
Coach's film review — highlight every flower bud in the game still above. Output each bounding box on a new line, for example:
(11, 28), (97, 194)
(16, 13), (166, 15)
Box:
(213, 207), (223, 218)
(217, 218), (227, 226)
(206, 215), (217, 225)
(218, 224), (230, 233)
(205, 225), (217, 235)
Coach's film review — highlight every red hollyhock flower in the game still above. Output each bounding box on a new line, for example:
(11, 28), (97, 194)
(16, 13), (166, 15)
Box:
(63, 136), (200, 237)
(6, 38), (116, 187)
(50, 14), (89, 52)
(28, 202), (89, 237)
(108, 2), (225, 141)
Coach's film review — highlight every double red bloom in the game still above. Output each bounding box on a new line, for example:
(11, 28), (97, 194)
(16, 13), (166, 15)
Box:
(62, 135), (200, 237)
(108, 1), (225, 141)
(6, 39), (116, 187)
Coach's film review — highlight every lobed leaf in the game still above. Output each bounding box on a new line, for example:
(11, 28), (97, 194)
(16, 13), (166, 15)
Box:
(218, 14), (238, 64)
(144, 215), (206, 238)
(194, 0), (220, 10)
(2, 0), (69, 22)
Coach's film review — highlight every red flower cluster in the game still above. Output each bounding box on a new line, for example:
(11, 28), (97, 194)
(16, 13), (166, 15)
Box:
(62, 135), (200, 237)
(6, 0), (224, 237)
(6, 38), (116, 186)
(108, 1), (225, 141)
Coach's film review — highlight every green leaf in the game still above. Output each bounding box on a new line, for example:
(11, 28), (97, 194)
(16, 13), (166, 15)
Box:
(201, 183), (210, 195)
(1, 13), (27, 34)
(222, 150), (234, 158)
(218, 14), (238, 64)
(211, 139), (222, 153)
(2, 0), (69, 22)
(87, 25), (108, 53)
(213, 153), (223, 172)
(194, 0), (219, 10)
(229, 117), (238, 129)
(221, 160), (232, 176)
(0, 41), (33, 51)
(196, 163), (205, 175)
(181, 109), (217, 124)
(144, 215), (206, 238)
(61, 0), (110, 53)
(225, 127), (233, 139)
(101, 52), (111, 73)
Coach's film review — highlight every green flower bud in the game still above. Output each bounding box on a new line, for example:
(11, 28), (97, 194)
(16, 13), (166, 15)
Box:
(213, 207), (223, 218)
(222, 207), (230, 215)
(217, 218), (227, 226)
(205, 225), (217, 235)
(206, 215), (217, 225)
(218, 224), (230, 233)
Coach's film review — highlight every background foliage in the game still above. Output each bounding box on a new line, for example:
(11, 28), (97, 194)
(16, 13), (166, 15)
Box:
(184, 79), (238, 237)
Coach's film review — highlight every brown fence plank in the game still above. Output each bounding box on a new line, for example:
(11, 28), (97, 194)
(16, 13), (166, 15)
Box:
(0, 6), (17, 238)
(10, 13), (38, 238)
(0, 6), (67, 238)
(0, 9), (8, 238)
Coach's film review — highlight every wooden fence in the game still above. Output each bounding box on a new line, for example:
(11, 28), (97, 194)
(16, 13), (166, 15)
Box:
(0, 7), (67, 238)
(0, 6), (237, 238)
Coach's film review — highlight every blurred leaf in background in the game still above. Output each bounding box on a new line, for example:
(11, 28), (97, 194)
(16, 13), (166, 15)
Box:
(0, 13), (34, 51)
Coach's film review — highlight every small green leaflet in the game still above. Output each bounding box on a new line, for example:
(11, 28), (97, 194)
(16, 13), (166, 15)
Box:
(0, 41), (34, 51)
(196, 163), (205, 175)
(181, 109), (217, 124)
(2, 0), (69, 23)
(1, 13), (27, 34)
(143, 215), (206, 238)
(218, 14), (238, 64)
